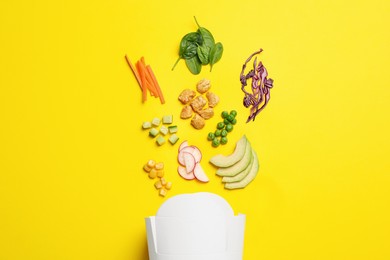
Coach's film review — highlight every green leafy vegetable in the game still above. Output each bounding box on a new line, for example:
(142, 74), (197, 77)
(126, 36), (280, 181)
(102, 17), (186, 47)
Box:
(172, 17), (223, 74)
(197, 45), (210, 65)
(209, 42), (223, 71)
(185, 56), (202, 75)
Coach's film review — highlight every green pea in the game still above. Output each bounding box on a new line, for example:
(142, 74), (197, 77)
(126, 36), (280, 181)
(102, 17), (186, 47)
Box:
(224, 118), (230, 125)
(212, 138), (220, 147)
(207, 132), (215, 141)
(226, 124), (233, 132)
(221, 129), (228, 137)
(227, 115), (234, 122)
(231, 118), (237, 125)
(230, 110), (237, 117)
(220, 136), (228, 145)
(217, 122), (225, 129)
(221, 111), (229, 118)
(215, 129), (222, 137)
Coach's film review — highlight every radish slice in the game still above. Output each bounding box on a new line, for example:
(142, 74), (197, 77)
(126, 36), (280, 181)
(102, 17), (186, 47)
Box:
(178, 165), (195, 180)
(193, 163), (209, 183)
(178, 141), (189, 152)
(178, 146), (196, 166)
(190, 145), (202, 163)
(183, 152), (196, 173)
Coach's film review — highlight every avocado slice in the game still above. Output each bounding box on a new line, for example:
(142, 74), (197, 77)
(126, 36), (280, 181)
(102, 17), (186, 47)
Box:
(216, 141), (252, 177)
(224, 150), (259, 189)
(209, 135), (248, 168)
(222, 150), (254, 183)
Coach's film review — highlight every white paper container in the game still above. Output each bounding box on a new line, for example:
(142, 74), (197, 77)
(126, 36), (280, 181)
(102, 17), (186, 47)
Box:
(145, 192), (246, 260)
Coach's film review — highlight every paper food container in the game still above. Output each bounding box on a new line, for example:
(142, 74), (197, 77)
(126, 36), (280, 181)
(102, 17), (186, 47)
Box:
(145, 192), (246, 260)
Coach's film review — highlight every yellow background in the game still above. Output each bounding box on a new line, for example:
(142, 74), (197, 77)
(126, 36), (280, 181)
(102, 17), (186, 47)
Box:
(1, 0), (389, 259)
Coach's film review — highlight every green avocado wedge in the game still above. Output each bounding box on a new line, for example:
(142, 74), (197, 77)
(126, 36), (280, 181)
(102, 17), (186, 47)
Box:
(209, 135), (248, 168)
(216, 140), (252, 177)
(224, 150), (259, 190)
(222, 150), (254, 183)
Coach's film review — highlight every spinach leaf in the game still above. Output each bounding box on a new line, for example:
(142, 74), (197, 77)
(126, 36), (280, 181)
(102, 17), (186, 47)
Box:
(194, 16), (215, 48)
(197, 45), (210, 65)
(209, 42), (223, 71)
(172, 32), (202, 70)
(185, 56), (202, 75)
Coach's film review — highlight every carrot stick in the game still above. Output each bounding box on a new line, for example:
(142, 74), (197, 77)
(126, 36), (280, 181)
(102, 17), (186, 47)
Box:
(124, 55), (142, 91)
(135, 61), (147, 102)
(137, 58), (159, 97)
(146, 65), (165, 104)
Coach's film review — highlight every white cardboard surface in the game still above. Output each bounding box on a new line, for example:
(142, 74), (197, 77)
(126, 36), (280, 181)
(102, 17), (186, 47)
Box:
(145, 192), (246, 260)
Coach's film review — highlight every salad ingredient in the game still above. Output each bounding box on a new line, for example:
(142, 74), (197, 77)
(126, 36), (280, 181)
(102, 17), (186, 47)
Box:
(172, 17), (223, 74)
(143, 116), (179, 146)
(210, 135), (248, 167)
(185, 56), (202, 75)
(207, 132), (215, 141)
(177, 165), (196, 180)
(198, 107), (214, 120)
(193, 163), (209, 183)
(168, 126), (178, 134)
(224, 151), (259, 189)
(230, 110), (237, 117)
(178, 89), (196, 104)
(125, 55), (164, 104)
(124, 55), (142, 91)
(196, 79), (211, 94)
(162, 115), (173, 124)
(168, 134), (179, 145)
(209, 42), (224, 72)
(160, 126), (168, 135)
(190, 95), (207, 112)
(178, 79), (219, 129)
(178, 140), (189, 151)
(152, 117), (161, 126)
(177, 141), (208, 182)
(183, 152), (197, 173)
(212, 138), (220, 147)
(149, 128), (159, 137)
(205, 92), (219, 107)
(207, 110), (238, 147)
(240, 49), (274, 122)
(156, 136), (166, 146)
(142, 121), (152, 129)
(222, 152), (254, 183)
(191, 114), (205, 129)
(216, 141), (252, 177)
(180, 105), (193, 119)
(144, 160), (172, 196)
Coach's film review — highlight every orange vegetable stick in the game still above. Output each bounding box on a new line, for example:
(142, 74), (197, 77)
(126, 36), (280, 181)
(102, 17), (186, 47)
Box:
(146, 65), (165, 104)
(137, 58), (159, 97)
(135, 61), (147, 102)
(124, 55), (142, 91)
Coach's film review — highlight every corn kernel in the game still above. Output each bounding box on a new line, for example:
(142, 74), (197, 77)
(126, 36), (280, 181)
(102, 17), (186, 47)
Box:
(143, 164), (152, 173)
(155, 162), (164, 170)
(157, 170), (164, 178)
(159, 188), (167, 197)
(165, 182), (172, 190)
(160, 177), (167, 186)
(148, 169), (157, 179)
(147, 160), (156, 168)
(154, 180), (163, 189)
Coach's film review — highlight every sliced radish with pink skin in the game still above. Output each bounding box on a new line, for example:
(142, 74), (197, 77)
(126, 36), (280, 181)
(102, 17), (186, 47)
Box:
(178, 141), (189, 152)
(178, 146), (196, 166)
(183, 152), (196, 173)
(177, 165), (195, 180)
(190, 145), (202, 163)
(193, 163), (209, 183)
